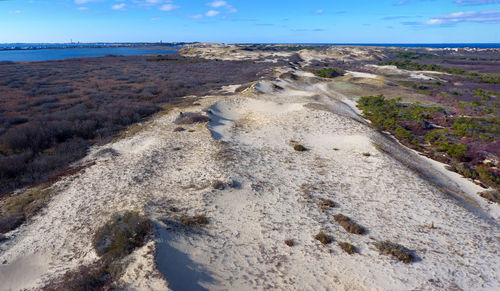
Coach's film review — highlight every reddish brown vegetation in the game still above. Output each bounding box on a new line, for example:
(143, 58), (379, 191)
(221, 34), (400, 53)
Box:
(0, 54), (273, 197)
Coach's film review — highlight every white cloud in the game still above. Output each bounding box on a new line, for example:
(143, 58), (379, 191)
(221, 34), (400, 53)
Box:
(74, 0), (97, 4)
(315, 9), (324, 14)
(112, 3), (127, 10)
(424, 9), (500, 24)
(208, 1), (227, 8)
(77, 7), (89, 11)
(205, 10), (220, 17)
(151, 17), (161, 21)
(159, 4), (179, 11)
(9, 10), (22, 14)
(207, 1), (237, 13)
(190, 14), (204, 19)
(455, 0), (500, 5)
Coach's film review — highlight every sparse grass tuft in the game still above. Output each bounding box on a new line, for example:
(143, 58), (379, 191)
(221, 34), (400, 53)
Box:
(93, 211), (151, 263)
(362, 152), (371, 157)
(478, 190), (499, 203)
(294, 144), (307, 151)
(284, 239), (295, 247)
(333, 214), (366, 235)
(44, 263), (112, 291)
(179, 214), (209, 227)
(315, 231), (333, 245)
(212, 180), (226, 190)
(0, 184), (52, 233)
(318, 198), (336, 211)
(375, 240), (415, 264)
(338, 242), (357, 254)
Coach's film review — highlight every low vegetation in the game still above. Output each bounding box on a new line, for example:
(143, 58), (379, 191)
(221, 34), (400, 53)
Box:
(0, 184), (52, 233)
(338, 242), (357, 254)
(375, 240), (415, 264)
(333, 214), (366, 235)
(378, 60), (500, 84)
(178, 214), (209, 227)
(284, 239), (295, 247)
(478, 189), (499, 203)
(318, 198), (336, 211)
(315, 231), (333, 245)
(45, 211), (151, 290)
(93, 211), (152, 262)
(0, 55), (273, 197)
(357, 95), (499, 190)
(314, 67), (345, 78)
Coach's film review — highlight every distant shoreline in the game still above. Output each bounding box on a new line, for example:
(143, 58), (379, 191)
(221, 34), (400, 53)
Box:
(0, 43), (186, 51)
(1, 42), (500, 50)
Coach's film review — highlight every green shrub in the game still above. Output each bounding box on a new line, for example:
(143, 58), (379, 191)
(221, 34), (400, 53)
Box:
(314, 68), (345, 78)
(476, 166), (500, 188)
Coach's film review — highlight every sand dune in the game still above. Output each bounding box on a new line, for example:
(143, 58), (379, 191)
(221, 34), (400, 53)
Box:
(0, 69), (498, 290)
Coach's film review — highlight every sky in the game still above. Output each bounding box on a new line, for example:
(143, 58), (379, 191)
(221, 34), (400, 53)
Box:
(1, 0), (499, 43)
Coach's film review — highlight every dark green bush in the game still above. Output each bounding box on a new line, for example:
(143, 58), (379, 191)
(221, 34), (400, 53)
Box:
(314, 68), (345, 78)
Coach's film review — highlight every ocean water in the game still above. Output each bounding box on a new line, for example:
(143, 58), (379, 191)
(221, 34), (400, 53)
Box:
(0, 47), (177, 62)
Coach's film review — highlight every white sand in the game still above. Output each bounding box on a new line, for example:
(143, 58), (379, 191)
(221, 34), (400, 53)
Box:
(0, 70), (498, 290)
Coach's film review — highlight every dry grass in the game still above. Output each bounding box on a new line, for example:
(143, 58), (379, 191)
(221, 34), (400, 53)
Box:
(0, 184), (52, 233)
(375, 240), (415, 264)
(315, 231), (333, 245)
(212, 180), (226, 190)
(362, 152), (371, 157)
(338, 242), (357, 254)
(318, 198), (336, 210)
(93, 211), (152, 262)
(178, 214), (209, 227)
(333, 214), (366, 235)
(478, 190), (499, 203)
(294, 144), (307, 151)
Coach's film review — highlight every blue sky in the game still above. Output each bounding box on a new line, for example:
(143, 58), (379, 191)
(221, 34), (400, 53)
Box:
(1, 0), (499, 43)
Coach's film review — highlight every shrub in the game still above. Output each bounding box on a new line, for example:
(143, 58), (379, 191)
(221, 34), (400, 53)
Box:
(93, 211), (152, 262)
(315, 231), (333, 244)
(476, 166), (500, 188)
(293, 144), (305, 151)
(43, 263), (112, 291)
(333, 214), (366, 235)
(375, 240), (415, 264)
(284, 239), (295, 247)
(338, 242), (357, 254)
(314, 68), (345, 78)
(174, 112), (210, 125)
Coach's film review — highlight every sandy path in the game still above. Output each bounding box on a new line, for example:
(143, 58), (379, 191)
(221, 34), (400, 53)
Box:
(0, 74), (499, 290)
